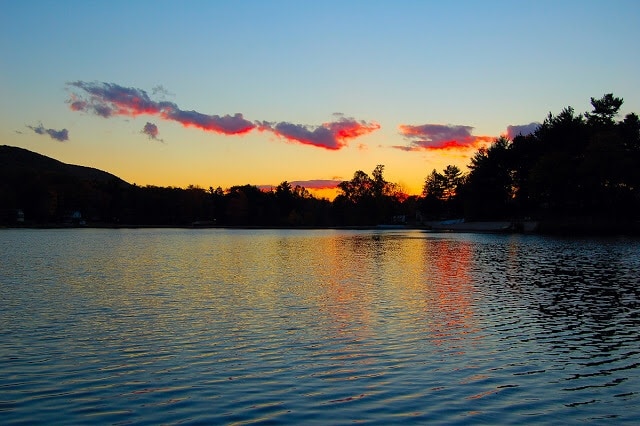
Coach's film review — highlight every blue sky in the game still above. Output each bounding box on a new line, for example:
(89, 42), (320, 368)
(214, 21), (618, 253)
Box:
(2, 0), (639, 196)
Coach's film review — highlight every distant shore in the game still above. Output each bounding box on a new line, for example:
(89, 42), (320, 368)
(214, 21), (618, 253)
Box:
(4, 219), (640, 236)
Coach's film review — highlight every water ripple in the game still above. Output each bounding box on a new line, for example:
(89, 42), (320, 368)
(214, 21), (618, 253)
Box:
(1, 229), (639, 424)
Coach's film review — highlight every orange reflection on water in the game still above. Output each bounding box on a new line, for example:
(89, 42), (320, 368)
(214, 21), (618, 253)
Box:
(419, 237), (479, 349)
(316, 233), (377, 340)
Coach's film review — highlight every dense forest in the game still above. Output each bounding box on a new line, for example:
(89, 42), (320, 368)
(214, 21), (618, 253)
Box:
(2, 94), (639, 232)
(425, 94), (640, 229)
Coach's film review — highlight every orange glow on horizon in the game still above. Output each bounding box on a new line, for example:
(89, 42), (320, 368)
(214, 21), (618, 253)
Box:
(310, 187), (340, 200)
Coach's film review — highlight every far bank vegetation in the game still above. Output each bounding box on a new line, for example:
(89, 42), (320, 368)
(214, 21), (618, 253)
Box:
(2, 95), (639, 232)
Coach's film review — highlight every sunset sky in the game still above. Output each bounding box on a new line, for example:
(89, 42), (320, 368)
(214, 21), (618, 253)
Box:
(2, 1), (639, 198)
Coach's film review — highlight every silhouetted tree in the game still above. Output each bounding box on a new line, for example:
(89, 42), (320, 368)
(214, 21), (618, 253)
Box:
(334, 165), (404, 225)
(442, 165), (464, 202)
(423, 169), (446, 199)
(421, 169), (446, 219)
(421, 165), (466, 219)
(272, 181), (319, 225)
(456, 94), (640, 227)
(585, 93), (623, 128)
(223, 184), (277, 225)
(463, 137), (514, 220)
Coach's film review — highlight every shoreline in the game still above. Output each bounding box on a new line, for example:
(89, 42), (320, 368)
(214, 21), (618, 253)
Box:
(4, 219), (640, 236)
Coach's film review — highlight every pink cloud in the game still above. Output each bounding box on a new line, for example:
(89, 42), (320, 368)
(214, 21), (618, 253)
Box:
(68, 82), (379, 149)
(68, 81), (255, 135)
(395, 123), (493, 151)
(289, 179), (341, 189)
(259, 115), (380, 150)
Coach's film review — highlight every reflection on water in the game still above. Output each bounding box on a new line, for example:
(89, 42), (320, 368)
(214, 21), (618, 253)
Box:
(1, 229), (639, 424)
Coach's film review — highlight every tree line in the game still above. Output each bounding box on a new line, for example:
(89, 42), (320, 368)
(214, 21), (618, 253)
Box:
(2, 94), (639, 230)
(0, 169), (404, 227)
(423, 94), (640, 227)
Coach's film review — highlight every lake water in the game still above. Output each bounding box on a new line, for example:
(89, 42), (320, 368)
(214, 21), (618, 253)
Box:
(1, 228), (639, 424)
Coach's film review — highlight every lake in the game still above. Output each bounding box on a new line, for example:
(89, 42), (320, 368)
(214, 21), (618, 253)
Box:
(1, 228), (639, 424)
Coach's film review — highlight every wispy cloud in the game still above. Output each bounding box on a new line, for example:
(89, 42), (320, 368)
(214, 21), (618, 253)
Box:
(151, 84), (174, 98)
(395, 123), (492, 151)
(505, 122), (539, 139)
(142, 122), (163, 142)
(259, 114), (380, 150)
(27, 123), (69, 142)
(67, 81), (255, 135)
(289, 179), (341, 189)
(67, 82), (380, 149)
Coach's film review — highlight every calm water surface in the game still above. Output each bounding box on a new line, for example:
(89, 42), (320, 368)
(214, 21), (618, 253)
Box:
(1, 228), (639, 424)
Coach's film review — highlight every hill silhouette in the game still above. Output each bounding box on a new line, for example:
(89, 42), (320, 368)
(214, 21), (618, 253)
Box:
(1, 145), (131, 225)
(0, 145), (335, 227)
(0, 145), (128, 185)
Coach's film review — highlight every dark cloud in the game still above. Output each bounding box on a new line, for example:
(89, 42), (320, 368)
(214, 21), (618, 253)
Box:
(395, 123), (492, 151)
(142, 122), (163, 142)
(68, 81), (165, 117)
(260, 116), (380, 150)
(166, 110), (255, 134)
(506, 122), (540, 139)
(27, 123), (69, 142)
(67, 81), (255, 135)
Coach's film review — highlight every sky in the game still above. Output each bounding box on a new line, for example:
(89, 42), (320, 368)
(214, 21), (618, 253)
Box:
(2, 1), (640, 198)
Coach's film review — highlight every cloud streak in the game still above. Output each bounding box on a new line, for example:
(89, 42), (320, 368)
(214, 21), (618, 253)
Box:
(27, 123), (69, 142)
(395, 123), (492, 151)
(67, 81), (380, 149)
(64, 81), (550, 155)
(68, 81), (255, 135)
(259, 115), (380, 150)
(289, 179), (341, 189)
